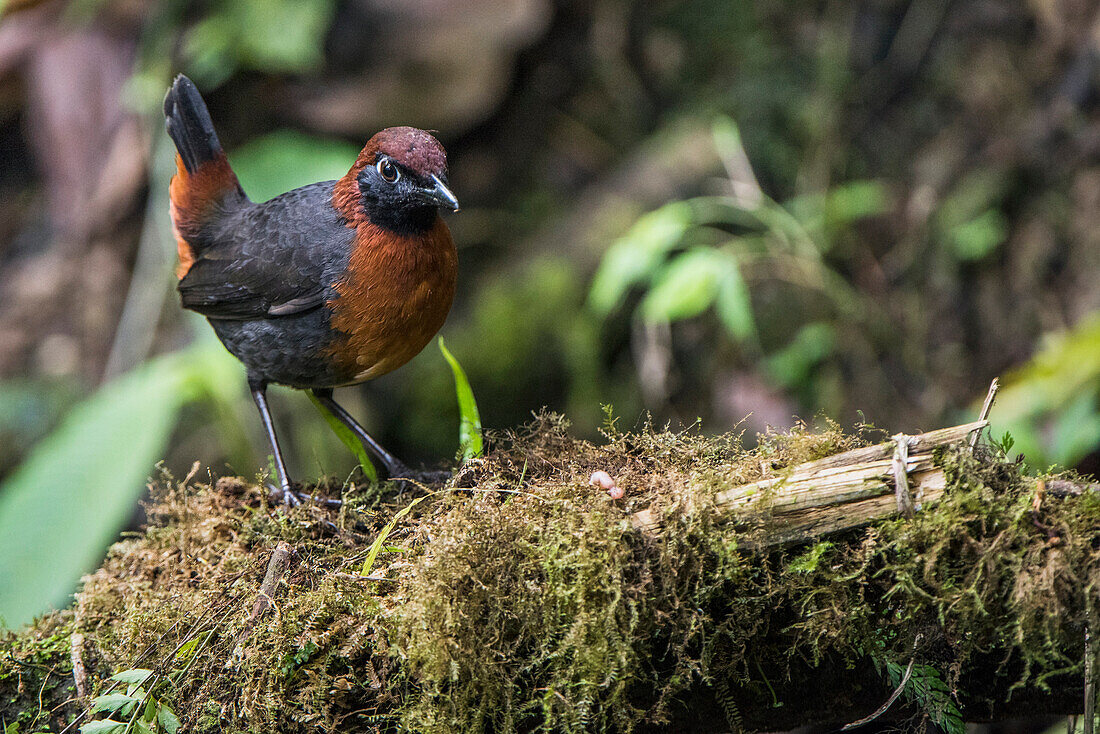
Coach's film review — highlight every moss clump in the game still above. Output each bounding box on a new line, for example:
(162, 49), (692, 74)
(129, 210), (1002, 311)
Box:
(2, 414), (1097, 732)
(0, 613), (80, 732)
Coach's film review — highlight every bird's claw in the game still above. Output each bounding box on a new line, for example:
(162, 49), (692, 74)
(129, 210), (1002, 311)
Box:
(384, 463), (414, 482)
(381, 464), (453, 491)
(267, 482), (301, 507)
(266, 482), (342, 508)
(296, 491), (343, 507)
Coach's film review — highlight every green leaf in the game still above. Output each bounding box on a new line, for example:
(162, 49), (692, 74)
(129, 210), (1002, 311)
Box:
(714, 255), (755, 341)
(438, 338), (483, 460)
(588, 201), (694, 316)
(306, 394), (378, 483)
(174, 629), (214, 664)
(887, 662), (964, 734)
(79, 722), (127, 734)
(822, 180), (888, 223)
(937, 169), (1005, 225)
(157, 704), (182, 734)
(765, 322), (836, 388)
(174, 634), (201, 662)
(949, 208), (1007, 261)
(640, 249), (732, 324)
(1050, 391), (1100, 466)
(278, 641), (320, 679)
(711, 116), (746, 170)
(110, 668), (154, 686)
(989, 311), (1100, 466)
(361, 493), (435, 577)
(0, 354), (197, 629)
(231, 0), (335, 73)
(141, 696), (156, 723)
(229, 130), (360, 204)
(181, 15), (237, 87)
(1, 725), (43, 734)
(91, 693), (138, 716)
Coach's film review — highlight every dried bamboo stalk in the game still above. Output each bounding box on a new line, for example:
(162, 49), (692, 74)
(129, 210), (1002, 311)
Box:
(631, 420), (988, 544)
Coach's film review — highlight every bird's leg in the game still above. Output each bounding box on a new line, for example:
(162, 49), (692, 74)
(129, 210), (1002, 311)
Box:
(311, 388), (412, 479)
(249, 377), (299, 506)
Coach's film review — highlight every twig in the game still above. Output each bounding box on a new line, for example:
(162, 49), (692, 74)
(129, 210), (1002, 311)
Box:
(970, 378), (1000, 449)
(223, 542), (298, 669)
(249, 542), (297, 623)
(1087, 619), (1095, 734)
(69, 633), (87, 699)
(841, 634), (924, 730)
(1047, 480), (1100, 498)
(335, 572), (393, 583)
(181, 461), (201, 486)
(892, 433), (915, 517)
(7, 653), (57, 729)
(841, 658), (914, 730)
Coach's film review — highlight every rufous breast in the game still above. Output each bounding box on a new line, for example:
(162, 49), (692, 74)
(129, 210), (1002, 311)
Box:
(326, 217), (457, 385)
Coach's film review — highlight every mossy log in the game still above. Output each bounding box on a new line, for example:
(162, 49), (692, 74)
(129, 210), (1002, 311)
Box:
(630, 420), (988, 543)
(2, 415), (1099, 733)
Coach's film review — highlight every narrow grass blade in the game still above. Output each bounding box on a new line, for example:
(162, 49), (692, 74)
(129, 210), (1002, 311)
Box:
(307, 393), (377, 483)
(438, 337), (483, 459)
(360, 493), (434, 576)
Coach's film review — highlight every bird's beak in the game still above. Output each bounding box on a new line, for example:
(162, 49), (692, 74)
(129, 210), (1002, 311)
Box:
(421, 174), (460, 211)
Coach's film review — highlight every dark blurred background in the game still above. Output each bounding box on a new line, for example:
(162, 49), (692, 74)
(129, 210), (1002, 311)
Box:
(2, 0), (1100, 627)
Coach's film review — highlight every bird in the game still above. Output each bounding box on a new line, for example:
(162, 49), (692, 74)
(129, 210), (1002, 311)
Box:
(163, 74), (459, 505)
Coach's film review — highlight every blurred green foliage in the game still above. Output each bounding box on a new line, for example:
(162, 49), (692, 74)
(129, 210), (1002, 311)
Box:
(0, 342), (242, 628)
(589, 119), (885, 395)
(116, 0), (336, 99)
(935, 171), (1010, 262)
(183, 0), (335, 84)
(230, 131), (359, 203)
(989, 313), (1100, 469)
(0, 379), (80, 478)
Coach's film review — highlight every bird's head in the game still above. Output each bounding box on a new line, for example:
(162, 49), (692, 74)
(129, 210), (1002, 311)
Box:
(346, 127), (459, 235)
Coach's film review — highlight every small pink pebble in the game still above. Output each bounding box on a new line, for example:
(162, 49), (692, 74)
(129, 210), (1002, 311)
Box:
(589, 471), (615, 490)
(608, 485), (624, 500)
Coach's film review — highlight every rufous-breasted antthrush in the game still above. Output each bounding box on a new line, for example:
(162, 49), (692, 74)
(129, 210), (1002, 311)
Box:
(163, 74), (459, 504)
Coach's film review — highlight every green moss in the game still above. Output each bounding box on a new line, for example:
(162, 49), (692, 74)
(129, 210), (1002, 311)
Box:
(0, 613), (79, 731)
(2, 415), (1097, 732)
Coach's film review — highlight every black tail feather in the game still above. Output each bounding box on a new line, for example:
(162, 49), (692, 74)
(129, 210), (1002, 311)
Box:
(164, 74), (224, 174)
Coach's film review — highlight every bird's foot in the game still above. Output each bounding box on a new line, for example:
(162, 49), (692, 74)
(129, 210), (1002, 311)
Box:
(411, 468), (453, 485)
(382, 460), (415, 482)
(295, 491), (343, 507)
(267, 482), (301, 507)
(379, 464), (452, 490)
(262, 484), (341, 534)
(265, 483), (342, 507)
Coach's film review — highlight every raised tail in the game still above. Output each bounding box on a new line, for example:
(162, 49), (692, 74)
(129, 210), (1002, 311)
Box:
(164, 74), (246, 278)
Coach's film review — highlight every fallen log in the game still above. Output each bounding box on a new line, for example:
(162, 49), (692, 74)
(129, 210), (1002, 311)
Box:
(631, 420), (987, 545)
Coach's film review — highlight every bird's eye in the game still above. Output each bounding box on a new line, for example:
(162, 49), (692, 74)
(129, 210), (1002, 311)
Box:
(377, 158), (400, 183)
